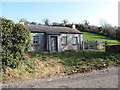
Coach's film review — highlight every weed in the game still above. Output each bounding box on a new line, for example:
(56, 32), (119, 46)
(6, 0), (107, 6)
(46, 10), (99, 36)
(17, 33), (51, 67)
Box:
(30, 50), (120, 74)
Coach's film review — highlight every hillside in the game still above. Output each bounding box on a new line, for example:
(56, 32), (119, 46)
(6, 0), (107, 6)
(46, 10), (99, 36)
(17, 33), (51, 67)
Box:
(82, 31), (119, 43)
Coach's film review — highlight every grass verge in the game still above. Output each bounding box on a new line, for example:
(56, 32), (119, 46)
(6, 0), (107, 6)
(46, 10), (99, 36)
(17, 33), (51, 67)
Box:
(30, 50), (120, 74)
(2, 50), (120, 84)
(2, 57), (65, 84)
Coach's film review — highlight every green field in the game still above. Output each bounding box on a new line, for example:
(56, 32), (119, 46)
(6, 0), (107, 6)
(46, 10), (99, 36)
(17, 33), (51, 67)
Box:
(82, 31), (120, 43)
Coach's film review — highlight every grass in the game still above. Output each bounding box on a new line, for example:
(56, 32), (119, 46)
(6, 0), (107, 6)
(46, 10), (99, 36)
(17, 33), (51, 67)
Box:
(3, 31), (120, 84)
(30, 50), (120, 74)
(82, 31), (120, 43)
(28, 32), (120, 76)
(2, 57), (65, 84)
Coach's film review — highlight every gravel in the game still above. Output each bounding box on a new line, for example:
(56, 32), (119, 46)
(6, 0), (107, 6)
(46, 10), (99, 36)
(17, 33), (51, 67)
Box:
(2, 67), (119, 88)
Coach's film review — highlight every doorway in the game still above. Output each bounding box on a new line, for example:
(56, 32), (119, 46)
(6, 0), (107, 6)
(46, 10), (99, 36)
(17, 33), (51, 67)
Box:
(51, 36), (58, 52)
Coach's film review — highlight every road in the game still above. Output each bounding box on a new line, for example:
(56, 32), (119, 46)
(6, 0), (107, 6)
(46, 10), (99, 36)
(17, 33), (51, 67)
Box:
(2, 67), (119, 88)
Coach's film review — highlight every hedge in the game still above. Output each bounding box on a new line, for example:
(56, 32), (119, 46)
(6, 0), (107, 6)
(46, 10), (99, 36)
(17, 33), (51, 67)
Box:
(1, 18), (31, 68)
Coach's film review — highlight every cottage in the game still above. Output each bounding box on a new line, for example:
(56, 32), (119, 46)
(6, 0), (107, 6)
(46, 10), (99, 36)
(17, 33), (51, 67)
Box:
(25, 25), (83, 52)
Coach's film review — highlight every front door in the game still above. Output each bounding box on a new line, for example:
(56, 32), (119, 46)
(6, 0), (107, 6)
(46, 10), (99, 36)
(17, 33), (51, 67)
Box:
(51, 36), (58, 52)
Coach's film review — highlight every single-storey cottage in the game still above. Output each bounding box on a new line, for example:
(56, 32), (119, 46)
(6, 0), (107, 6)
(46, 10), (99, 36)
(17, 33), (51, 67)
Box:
(25, 25), (83, 52)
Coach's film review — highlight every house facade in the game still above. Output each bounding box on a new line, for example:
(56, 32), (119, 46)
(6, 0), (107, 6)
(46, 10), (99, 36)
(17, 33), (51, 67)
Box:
(26, 25), (83, 52)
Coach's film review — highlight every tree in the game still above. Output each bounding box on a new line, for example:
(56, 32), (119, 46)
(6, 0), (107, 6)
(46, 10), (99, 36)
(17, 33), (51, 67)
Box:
(1, 18), (31, 68)
(43, 18), (50, 26)
(30, 22), (37, 25)
(82, 20), (89, 25)
(38, 23), (42, 25)
(62, 19), (69, 24)
(116, 29), (120, 40)
(99, 19), (117, 37)
(99, 19), (112, 28)
(52, 22), (60, 26)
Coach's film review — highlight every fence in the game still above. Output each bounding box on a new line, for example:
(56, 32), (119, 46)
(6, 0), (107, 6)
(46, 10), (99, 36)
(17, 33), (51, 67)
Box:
(82, 41), (120, 50)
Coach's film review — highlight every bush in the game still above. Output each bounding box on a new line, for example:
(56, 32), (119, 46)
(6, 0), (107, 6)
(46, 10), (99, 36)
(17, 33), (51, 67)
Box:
(1, 18), (31, 68)
(116, 30), (120, 40)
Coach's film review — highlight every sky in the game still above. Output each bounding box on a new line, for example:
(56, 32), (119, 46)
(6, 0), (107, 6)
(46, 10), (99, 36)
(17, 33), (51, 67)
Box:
(1, 0), (119, 27)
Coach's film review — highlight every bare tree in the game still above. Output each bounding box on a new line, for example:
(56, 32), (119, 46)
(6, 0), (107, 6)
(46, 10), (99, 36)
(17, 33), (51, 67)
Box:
(62, 19), (69, 24)
(99, 19), (112, 27)
(82, 20), (89, 25)
(99, 19), (116, 37)
(43, 18), (50, 26)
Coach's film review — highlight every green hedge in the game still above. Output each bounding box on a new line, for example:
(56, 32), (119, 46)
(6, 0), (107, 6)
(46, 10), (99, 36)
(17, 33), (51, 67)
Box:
(1, 18), (31, 68)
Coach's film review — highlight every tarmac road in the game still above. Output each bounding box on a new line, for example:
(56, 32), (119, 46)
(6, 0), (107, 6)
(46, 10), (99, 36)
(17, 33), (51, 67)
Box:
(2, 67), (119, 88)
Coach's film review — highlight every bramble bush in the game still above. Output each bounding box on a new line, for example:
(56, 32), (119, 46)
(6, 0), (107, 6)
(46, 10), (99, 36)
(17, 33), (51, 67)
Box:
(1, 18), (31, 68)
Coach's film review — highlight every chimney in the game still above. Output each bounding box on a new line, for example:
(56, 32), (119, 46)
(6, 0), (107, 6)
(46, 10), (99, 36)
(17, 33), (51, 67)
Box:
(72, 24), (76, 29)
(19, 20), (24, 25)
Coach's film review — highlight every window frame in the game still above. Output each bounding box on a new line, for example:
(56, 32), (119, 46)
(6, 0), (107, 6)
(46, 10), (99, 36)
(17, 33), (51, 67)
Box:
(61, 36), (67, 45)
(33, 36), (39, 44)
(72, 37), (78, 45)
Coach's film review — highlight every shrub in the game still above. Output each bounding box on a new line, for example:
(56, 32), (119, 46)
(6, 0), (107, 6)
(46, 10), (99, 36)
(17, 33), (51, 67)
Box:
(1, 18), (31, 68)
(116, 30), (120, 40)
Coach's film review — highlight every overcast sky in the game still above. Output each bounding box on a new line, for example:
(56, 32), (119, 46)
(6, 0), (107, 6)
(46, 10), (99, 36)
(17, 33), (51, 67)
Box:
(1, 0), (119, 26)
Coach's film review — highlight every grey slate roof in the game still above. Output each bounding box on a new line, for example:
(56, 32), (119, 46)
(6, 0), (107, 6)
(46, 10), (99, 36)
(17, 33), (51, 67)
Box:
(26, 25), (82, 34)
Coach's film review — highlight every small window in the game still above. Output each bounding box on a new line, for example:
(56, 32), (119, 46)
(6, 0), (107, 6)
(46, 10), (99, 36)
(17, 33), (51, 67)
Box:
(33, 36), (39, 44)
(61, 36), (67, 45)
(73, 37), (78, 45)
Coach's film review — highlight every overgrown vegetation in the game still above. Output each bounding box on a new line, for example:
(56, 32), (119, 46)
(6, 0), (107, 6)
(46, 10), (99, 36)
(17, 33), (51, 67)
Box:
(30, 50), (120, 74)
(1, 18), (31, 68)
(2, 57), (65, 83)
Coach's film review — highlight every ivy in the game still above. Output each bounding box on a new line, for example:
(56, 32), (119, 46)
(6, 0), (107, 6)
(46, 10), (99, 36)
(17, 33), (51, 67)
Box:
(1, 18), (31, 68)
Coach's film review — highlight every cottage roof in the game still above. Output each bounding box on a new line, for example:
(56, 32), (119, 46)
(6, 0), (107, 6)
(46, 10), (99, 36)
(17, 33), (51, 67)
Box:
(26, 25), (82, 34)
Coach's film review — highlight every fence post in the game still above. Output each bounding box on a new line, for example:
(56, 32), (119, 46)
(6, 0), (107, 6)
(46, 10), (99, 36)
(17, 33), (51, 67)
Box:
(105, 41), (108, 47)
(96, 41), (98, 49)
(82, 41), (84, 50)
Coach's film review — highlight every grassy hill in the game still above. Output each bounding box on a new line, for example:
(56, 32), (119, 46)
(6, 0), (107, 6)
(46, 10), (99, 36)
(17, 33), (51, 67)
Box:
(82, 31), (119, 43)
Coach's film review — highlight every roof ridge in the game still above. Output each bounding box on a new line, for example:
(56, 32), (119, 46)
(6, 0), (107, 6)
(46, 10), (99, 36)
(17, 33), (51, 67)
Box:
(26, 25), (82, 34)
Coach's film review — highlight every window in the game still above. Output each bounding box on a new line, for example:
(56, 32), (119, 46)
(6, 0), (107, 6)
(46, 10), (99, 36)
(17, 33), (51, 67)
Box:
(73, 37), (78, 45)
(33, 36), (39, 44)
(61, 36), (67, 45)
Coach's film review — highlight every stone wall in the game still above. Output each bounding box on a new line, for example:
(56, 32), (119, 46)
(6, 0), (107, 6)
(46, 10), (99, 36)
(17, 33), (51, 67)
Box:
(105, 45), (120, 53)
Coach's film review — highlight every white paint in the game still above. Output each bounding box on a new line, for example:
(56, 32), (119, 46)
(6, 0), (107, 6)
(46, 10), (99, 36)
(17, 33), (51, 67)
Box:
(30, 33), (45, 52)
(72, 24), (76, 29)
(59, 34), (81, 51)
(30, 32), (82, 52)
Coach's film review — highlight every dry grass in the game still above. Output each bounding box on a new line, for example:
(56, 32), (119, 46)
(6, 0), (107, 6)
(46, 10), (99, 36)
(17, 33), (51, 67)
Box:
(2, 58), (65, 84)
